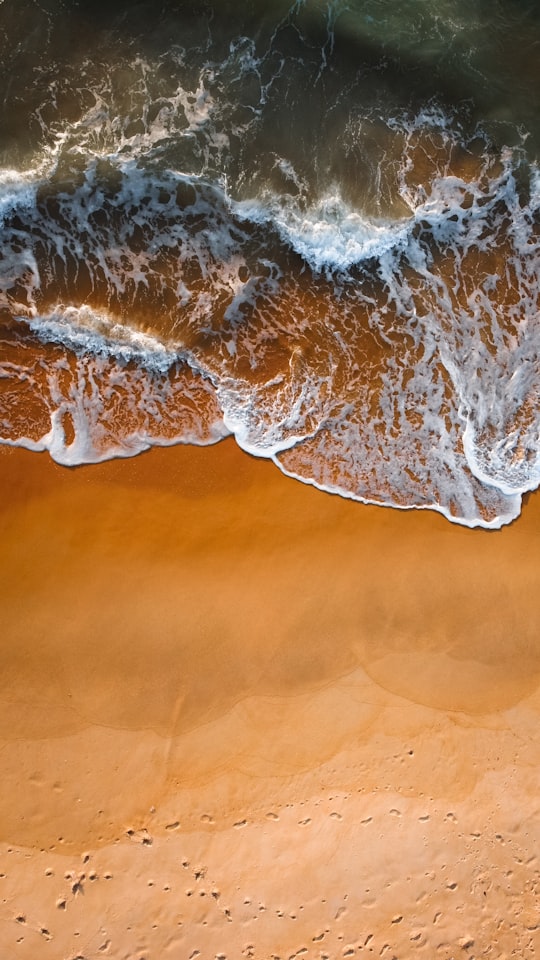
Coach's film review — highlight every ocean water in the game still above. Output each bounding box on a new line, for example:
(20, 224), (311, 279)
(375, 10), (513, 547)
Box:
(0, 0), (538, 527)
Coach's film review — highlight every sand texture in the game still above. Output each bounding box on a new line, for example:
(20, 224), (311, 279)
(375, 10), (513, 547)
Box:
(0, 439), (539, 959)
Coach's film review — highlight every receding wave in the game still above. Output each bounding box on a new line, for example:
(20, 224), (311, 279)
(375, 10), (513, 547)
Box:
(0, 0), (538, 528)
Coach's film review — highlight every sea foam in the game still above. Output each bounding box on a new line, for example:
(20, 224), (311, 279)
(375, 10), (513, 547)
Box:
(0, 31), (538, 527)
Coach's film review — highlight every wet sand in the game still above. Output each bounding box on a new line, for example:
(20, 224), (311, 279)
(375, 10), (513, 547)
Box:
(0, 439), (539, 958)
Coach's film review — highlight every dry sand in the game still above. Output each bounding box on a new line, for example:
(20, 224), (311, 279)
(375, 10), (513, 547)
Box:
(0, 438), (539, 959)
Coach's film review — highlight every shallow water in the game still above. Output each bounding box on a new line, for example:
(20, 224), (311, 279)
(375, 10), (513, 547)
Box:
(0, 0), (538, 526)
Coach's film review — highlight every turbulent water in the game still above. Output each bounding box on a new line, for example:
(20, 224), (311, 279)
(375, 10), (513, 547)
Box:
(0, 0), (538, 527)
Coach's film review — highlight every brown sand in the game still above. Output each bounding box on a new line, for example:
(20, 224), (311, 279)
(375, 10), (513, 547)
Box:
(0, 439), (539, 959)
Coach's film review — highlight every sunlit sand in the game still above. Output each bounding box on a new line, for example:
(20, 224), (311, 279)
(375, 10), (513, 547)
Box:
(1, 439), (538, 957)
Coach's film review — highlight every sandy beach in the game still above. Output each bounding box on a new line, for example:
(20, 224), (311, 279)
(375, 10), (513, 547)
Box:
(0, 438), (539, 958)
(1, 0), (539, 955)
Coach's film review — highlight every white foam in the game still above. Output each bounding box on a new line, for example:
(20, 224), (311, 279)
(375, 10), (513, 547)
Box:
(0, 169), (38, 223)
(23, 305), (181, 374)
(235, 193), (411, 272)
(272, 451), (522, 530)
